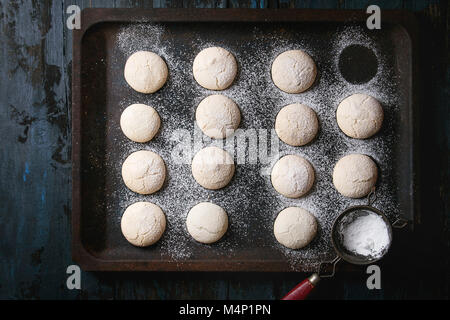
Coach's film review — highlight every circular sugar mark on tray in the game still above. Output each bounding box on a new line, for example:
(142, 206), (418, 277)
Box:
(338, 44), (378, 84)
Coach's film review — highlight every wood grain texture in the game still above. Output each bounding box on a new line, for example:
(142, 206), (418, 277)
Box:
(0, 0), (448, 299)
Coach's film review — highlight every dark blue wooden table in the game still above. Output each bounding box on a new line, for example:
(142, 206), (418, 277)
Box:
(0, 0), (448, 299)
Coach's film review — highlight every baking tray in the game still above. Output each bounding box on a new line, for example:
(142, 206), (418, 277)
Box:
(72, 9), (419, 272)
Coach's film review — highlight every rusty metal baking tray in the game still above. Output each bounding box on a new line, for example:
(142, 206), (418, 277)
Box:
(72, 9), (419, 271)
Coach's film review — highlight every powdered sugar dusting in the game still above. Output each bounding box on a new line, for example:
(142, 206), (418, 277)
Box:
(100, 22), (403, 271)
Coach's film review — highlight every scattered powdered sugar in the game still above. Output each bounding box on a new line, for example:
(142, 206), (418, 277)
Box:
(98, 22), (403, 271)
(339, 211), (391, 259)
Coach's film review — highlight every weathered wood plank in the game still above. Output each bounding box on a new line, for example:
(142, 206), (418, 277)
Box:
(294, 0), (340, 9)
(0, 0), (75, 299)
(114, 0), (146, 8)
(90, 0), (115, 8)
(279, 0), (295, 8)
(341, 0), (402, 9)
(229, 0), (252, 8)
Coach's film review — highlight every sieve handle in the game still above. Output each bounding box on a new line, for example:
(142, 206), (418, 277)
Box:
(281, 273), (320, 300)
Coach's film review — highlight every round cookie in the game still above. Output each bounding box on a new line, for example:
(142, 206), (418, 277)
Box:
(271, 49), (317, 93)
(191, 146), (235, 190)
(336, 93), (384, 139)
(333, 154), (378, 198)
(274, 207), (317, 249)
(196, 95), (241, 139)
(271, 155), (315, 198)
(193, 47), (237, 90)
(120, 104), (160, 143)
(186, 202), (228, 244)
(122, 150), (166, 194)
(275, 103), (319, 146)
(121, 202), (166, 247)
(124, 51), (168, 93)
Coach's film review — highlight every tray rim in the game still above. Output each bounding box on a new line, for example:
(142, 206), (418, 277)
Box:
(72, 8), (420, 272)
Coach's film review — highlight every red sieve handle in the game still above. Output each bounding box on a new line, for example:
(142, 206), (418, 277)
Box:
(282, 273), (320, 300)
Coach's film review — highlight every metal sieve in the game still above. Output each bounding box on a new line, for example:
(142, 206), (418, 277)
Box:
(282, 188), (407, 300)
